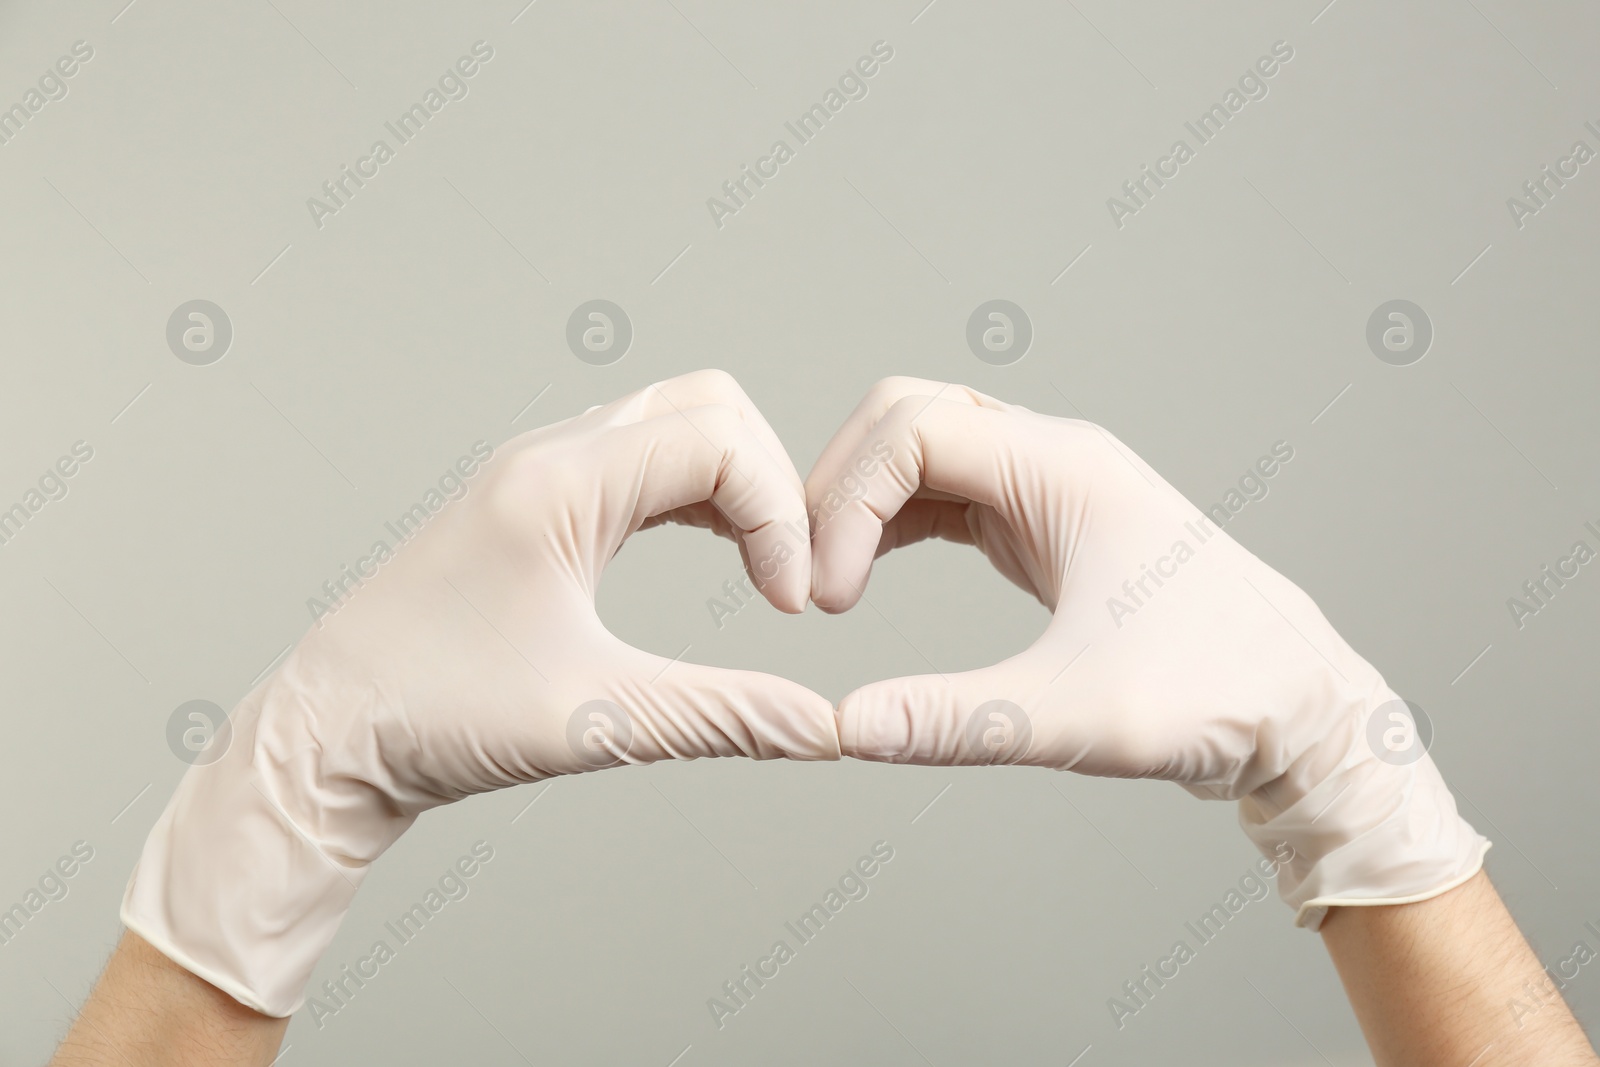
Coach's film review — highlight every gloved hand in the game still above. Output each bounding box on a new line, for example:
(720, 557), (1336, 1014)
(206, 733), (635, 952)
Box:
(807, 377), (1487, 927)
(123, 370), (838, 1017)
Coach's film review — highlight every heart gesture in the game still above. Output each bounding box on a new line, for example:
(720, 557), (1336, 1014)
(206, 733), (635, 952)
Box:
(124, 372), (1484, 1023)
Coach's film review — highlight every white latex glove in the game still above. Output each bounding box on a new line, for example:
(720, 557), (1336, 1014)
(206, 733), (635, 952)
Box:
(123, 370), (838, 1017)
(807, 377), (1487, 927)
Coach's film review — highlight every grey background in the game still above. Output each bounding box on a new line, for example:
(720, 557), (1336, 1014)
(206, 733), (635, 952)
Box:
(2, 0), (1597, 1063)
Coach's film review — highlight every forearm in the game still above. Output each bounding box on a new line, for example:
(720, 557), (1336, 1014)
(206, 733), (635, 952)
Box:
(1320, 870), (1597, 1066)
(49, 931), (287, 1067)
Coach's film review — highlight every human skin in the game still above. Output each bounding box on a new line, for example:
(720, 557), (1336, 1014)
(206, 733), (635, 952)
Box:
(118, 370), (837, 1019)
(49, 877), (1598, 1066)
(47, 931), (286, 1066)
(1321, 870), (1598, 1066)
(47, 376), (1599, 1064)
(804, 376), (1596, 1065)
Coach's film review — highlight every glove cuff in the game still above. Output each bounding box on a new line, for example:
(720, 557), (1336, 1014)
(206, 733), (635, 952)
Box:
(121, 677), (369, 1018)
(1238, 695), (1489, 931)
(1292, 838), (1491, 930)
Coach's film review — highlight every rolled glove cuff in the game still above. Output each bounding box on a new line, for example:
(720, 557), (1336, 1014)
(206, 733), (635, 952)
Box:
(120, 679), (368, 1018)
(1238, 715), (1489, 932)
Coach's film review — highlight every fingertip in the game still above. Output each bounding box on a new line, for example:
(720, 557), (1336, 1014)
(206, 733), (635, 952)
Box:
(807, 543), (863, 614)
(834, 689), (863, 758)
(815, 697), (844, 762)
(770, 542), (815, 616)
(739, 509), (812, 615)
(835, 684), (913, 763)
(808, 503), (882, 613)
(762, 583), (809, 615)
(808, 576), (862, 615)
(772, 679), (843, 761)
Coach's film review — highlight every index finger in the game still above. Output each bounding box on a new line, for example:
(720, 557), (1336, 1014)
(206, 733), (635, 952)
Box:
(808, 395), (1028, 613)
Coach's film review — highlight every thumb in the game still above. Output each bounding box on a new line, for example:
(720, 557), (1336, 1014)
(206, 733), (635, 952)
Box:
(838, 657), (1049, 766)
(605, 648), (841, 765)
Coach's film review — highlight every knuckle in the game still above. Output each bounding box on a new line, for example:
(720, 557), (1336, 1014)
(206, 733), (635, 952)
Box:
(486, 448), (568, 525)
(868, 375), (932, 409)
(1060, 419), (1109, 456)
(884, 393), (931, 427)
(684, 368), (745, 403)
(692, 402), (747, 440)
(698, 367), (742, 391)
